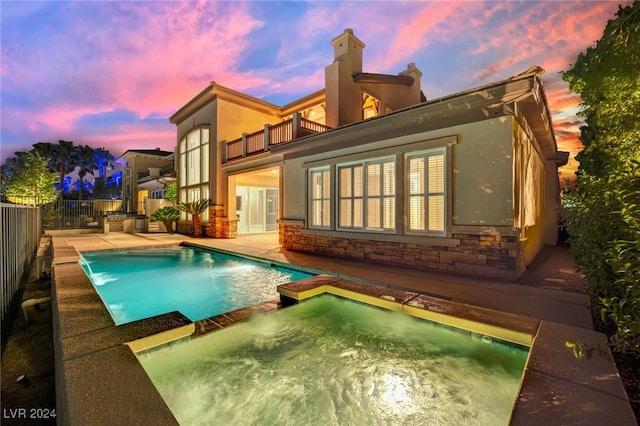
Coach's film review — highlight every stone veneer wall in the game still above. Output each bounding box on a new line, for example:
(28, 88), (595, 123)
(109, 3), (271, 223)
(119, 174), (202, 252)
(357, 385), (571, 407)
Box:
(204, 206), (238, 239)
(177, 221), (194, 235)
(279, 223), (525, 280)
(178, 206), (238, 239)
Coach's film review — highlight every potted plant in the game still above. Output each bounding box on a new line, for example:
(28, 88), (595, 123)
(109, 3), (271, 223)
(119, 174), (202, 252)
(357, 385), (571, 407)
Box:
(150, 206), (180, 234)
(176, 198), (210, 238)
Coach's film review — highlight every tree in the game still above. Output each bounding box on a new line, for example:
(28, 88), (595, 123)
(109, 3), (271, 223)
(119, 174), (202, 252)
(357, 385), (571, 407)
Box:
(164, 181), (177, 203)
(562, 2), (640, 356)
(176, 198), (209, 238)
(33, 140), (78, 194)
(75, 144), (99, 200)
(562, 2), (640, 175)
(92, 147), (115, 180)
(3, 152), (59, 205)
(150, 206), (180, 234)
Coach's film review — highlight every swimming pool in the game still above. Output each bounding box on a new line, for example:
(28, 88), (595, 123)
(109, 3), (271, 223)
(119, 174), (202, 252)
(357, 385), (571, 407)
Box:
(137, 295), (528, 425)
(79, 245), (314, 325)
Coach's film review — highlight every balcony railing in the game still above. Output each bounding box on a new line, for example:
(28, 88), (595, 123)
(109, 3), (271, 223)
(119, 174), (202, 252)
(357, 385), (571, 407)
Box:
(225, 112), (331, 161)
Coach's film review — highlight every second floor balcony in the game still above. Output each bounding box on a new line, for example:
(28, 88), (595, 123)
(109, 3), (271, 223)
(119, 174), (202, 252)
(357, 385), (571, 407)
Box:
(225, 112), (331, 162)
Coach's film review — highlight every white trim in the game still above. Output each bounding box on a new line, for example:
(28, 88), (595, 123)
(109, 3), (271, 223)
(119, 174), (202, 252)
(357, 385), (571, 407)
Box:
(404, 148), (447, 237)
(308, 167), (332, 229)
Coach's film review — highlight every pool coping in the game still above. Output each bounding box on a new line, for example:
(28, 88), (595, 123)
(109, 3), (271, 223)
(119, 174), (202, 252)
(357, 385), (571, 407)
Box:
(52, 244), (636, 425)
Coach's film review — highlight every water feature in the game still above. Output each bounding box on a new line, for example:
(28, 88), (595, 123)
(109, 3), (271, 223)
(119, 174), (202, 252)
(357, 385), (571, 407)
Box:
(137, 295), (528, 425)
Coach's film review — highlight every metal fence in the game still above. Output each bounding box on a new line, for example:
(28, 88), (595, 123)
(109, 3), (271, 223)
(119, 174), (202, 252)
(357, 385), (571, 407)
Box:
(1, 203), (42, 322)
(42, 199), (123, 229)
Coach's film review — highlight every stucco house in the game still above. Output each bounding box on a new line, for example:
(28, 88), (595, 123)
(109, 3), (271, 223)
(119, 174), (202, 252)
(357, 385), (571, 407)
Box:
(117, 148), (174, 215)
(169, 29), (568, 279)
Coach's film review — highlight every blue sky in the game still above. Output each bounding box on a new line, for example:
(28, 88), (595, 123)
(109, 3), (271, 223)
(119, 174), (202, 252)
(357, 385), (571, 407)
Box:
(0, 1), (630, 181)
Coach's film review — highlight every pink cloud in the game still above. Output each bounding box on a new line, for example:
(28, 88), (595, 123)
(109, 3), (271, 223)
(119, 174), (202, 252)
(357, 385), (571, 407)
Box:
(81, 1), (267, 117)
(1, 0), (629, 177)
(374, 1), (485, 69)
(469, 1), (625, 81)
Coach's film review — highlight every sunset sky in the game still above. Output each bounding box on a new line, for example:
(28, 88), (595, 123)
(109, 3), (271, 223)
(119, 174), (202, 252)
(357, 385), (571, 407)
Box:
(0, 1), (630, 183)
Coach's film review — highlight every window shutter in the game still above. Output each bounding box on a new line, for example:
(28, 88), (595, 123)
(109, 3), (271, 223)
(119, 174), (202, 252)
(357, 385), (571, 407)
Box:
(427, 154), (445, 232)
(309, 168), (331, 228)
(407, 151), (446, 234)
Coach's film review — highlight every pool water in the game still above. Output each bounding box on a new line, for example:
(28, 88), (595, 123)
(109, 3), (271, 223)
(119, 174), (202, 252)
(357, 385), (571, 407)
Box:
(137, 296), (528, 425)
(79, 246), (314, 325)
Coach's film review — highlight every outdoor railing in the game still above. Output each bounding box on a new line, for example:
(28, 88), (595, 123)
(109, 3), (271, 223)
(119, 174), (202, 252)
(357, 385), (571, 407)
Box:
(268, 120), (293, 147)
(1, 203), (41, 322)
(42, 199), (123, 230)
(225, 112), (331, 161)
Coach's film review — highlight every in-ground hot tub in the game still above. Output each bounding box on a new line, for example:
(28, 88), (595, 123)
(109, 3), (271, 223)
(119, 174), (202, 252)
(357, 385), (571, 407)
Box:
(135, 294), (529, 425)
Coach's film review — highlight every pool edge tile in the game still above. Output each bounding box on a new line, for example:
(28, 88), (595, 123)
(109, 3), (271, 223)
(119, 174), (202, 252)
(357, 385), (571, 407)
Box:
(127, 323), (196, 353)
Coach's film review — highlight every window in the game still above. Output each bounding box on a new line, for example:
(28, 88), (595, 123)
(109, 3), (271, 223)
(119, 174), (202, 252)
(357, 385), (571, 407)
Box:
(366, 162), (395, 230)
(309, 168), (331, 228)
(338, 158), (395, 232)
(339, 165), (363, 228)
(406, 149), (446, 235)
(178, 127), (210, 220)
(362, 93), (381, 119)
(305, 137), (454, 238)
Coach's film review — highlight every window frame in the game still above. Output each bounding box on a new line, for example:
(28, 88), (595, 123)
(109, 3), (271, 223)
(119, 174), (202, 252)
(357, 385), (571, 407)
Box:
(302, 135), (456, 238)
(337, 156), (396, 233)
(178, 126), (210, 221)
(308, 167), (332, 229)
(404, 147), (448, 237)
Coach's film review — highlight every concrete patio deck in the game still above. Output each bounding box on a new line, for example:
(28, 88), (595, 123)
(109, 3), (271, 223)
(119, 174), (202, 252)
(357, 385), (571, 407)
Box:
(49, 231), (636, 425)
(54, 231), (593, 329)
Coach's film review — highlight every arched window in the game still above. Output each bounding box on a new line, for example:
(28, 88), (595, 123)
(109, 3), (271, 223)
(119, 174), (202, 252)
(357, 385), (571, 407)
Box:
(178, 127), (210, 220)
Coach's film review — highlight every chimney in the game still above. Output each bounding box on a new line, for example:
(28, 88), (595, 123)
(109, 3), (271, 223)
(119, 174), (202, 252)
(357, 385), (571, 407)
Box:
(331, 28), (365, 74)
(325, 29), (367, 128)
(399, 62), (424, 102)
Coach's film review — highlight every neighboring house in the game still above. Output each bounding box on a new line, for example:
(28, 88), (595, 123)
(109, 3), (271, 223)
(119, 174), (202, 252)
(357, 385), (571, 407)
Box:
(116, 148), (174, 215)
(170, 29), (568, 279)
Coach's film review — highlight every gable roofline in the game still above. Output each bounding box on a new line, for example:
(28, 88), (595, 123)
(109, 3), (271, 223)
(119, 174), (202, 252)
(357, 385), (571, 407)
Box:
(169, 82), (281, 124)
(272, 66), (559, 159)
(169, 82), (215, 124)
(170, 82), (326, 125)
(281, 89), (326, 115)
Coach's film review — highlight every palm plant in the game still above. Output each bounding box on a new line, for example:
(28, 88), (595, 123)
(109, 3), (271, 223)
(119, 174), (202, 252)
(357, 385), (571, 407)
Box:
(32, 140), (78, 195)
(176, 198), (210, 238)
(92, 147), (115, 181)
(75, 144), (99, 200)
(150, 206), (180, 234)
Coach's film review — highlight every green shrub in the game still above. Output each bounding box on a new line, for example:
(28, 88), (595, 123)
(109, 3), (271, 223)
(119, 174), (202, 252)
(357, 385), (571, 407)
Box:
(150, 206), (180, 234)
(164, 182), (177, 203)
(565, 161), (640, 356)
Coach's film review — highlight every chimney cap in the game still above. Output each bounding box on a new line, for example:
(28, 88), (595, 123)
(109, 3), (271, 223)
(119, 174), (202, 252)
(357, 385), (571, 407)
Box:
(331, 28), (365, 49)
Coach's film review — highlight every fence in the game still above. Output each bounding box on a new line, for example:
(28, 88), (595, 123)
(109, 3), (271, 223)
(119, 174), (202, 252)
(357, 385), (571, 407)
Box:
(42, 199), (123, 229)
(1, 203), (42, 322)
